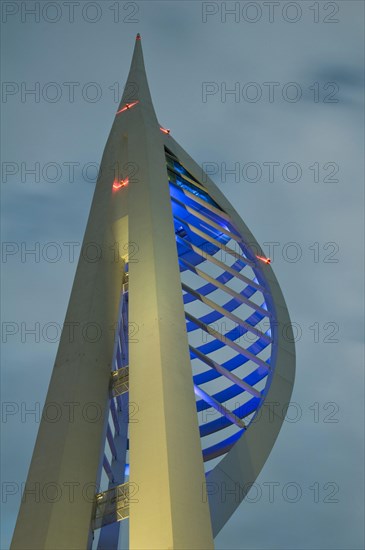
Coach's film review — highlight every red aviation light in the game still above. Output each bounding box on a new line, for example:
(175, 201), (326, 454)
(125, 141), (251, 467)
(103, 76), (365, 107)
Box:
(256, 255), (271, 265)
(136, 33), (141, 40)
(160, 127), (171, 135)
(116, 101), (139, 115)
(113, 177), (129, 191)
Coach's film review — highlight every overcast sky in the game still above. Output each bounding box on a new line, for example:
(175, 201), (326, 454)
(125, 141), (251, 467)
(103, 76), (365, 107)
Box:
(1, 1), (364, 549)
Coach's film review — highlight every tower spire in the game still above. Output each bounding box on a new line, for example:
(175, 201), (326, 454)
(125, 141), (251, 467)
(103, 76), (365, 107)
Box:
(117, 32), (157, 121)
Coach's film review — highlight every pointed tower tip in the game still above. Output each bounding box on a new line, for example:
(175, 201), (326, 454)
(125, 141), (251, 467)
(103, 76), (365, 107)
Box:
(117, 29), (156, 115)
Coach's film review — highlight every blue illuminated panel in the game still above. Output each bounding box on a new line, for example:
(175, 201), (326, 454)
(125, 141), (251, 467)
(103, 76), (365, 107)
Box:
(165, 147), (273, 468)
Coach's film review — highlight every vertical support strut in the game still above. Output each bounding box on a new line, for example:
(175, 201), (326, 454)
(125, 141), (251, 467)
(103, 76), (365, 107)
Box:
(11, 147), (124, 550)
(125, 38), (214, 550)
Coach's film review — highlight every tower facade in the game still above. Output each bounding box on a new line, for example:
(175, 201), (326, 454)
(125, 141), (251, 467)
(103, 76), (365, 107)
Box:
(11, 35), (295, 550)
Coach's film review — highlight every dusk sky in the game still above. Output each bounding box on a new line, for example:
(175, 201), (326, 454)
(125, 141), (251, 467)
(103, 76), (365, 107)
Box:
(1, 1), (364, 549)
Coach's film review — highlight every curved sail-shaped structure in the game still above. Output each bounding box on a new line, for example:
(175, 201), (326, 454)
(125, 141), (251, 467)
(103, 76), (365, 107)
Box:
(11, 35), (295, 550)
